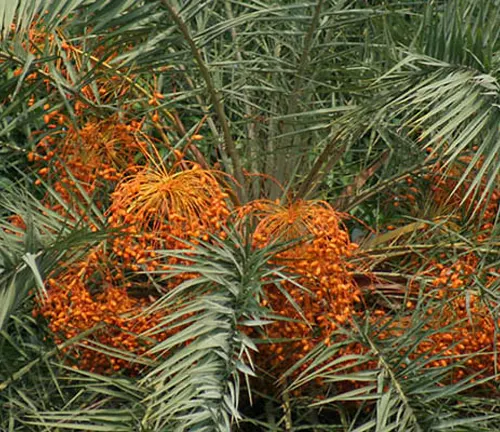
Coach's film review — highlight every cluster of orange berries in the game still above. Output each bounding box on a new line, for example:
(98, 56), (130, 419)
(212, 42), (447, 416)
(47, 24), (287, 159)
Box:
(107, 153), (231, 287)
(411, 254), (499, 384)
(15, 24), (234, 373)
(382, 150), (500, 387)
(28, 124), (362, 376)
(26, 118), (153, 373)
(26, 113), (232, 373)
(30, 115), (142, 200)
(423, 155), (499, 383)
(8, 19), (366, 382)
(239, 200), (362, 376)
(34, 248), (167, 374)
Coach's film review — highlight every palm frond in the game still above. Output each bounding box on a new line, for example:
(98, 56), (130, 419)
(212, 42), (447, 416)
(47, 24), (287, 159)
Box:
(137, 228), (282, 431)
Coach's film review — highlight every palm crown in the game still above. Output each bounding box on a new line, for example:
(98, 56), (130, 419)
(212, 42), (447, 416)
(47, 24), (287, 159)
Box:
(1, 0), (500, 430)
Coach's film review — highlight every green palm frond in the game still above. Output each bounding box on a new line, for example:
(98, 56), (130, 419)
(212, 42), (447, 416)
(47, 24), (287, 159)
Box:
(357, 0), (500, 212)
(3, 355), (145, 431)
(283, 310), (500, 431)
(137, 228), (284, 431)
(0, 185), (105, 331)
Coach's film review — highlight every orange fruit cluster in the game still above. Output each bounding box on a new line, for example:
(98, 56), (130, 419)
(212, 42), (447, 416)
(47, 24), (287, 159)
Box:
(15, 19), (233, 370)
(420, 155), (500, 383)
(31, 115), (143, 211)
(240, 199), (362, 375)
(24, 89), (231, 373)
(31, 139), (233, 372)
(381, 151), (500, 387)
(34, 248), (167, 374)
(107, 147), (231, 286)
(408, 254), (499, 384)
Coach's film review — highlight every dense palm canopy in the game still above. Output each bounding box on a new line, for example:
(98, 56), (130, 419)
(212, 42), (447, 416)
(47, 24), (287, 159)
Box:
(1, 0), (500, 430)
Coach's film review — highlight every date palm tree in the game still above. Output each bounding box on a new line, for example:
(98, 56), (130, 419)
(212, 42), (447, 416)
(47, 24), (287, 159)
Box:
(1, 0), (500, 430)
